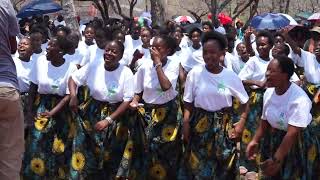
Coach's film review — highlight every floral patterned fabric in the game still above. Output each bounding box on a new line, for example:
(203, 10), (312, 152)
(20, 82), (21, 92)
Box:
(22, 94), (73, 179)
(260, 127), (320, 179)
(178, 107), (239, 179)
(137, 100), (183, 179)
(239, 88), (265, 172)
(69, 86), (141, 179)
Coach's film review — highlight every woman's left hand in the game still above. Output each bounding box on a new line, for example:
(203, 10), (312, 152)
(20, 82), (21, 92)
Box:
(229, 123), (243, 139)
(95, 120), (110, 131)
(260, 158), (281, 177)
(313, 90), (320, 104)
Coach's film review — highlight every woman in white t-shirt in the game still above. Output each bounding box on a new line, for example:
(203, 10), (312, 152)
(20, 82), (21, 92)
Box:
(13, 37), (35, 129)
(68, 41), (136, 179)
(130, 35), (183, 179)
(178, 31), (249, 179)
(246, 56), (320, 179)
(22, 36), (78, 179)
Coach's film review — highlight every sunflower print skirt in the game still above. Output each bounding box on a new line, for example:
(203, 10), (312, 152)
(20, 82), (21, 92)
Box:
(239, 88), (265, 172)
(178, 107), (238, 180)
(137, 100), (182, 180)
(70, 94), (140, 180)
(22, 94), (73, 179)
(303, 82), (320, 138)
(260, 127), (320, 180)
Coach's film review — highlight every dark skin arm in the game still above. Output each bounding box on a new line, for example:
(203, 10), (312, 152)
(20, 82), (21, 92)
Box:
(129, 92), (142, 109)
(230, 101), (249, 139)
(150, 47), (172, 91)
(281, 28), (301, 56)
(68, 77), (78, 112)
(9, 36), (17, 54)
(95, 101), (131, 131)
(244, 27), (255, 57)
(129, 50), (144, 71)
(26, 82), (38, 121)
(179, 64), (187, 89)
(242, 79), (266, 88)
(183, 102), (193, 143)
(41, 95), (70, 117)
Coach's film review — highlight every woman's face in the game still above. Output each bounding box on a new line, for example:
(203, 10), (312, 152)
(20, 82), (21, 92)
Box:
(256, 36), (272, 59)
(236, 43), (248, 59)
(30, 32), (43, 51)
(274, 35), (285, 45)
(18, 38), (33, 60)
(202, 25), (211, 33)
(173, 31), (183, 45)
(140, 30), (152, 46)
(46, 39), (62, 61)
(114, 32), (125, 44)
(56, 30), (67, 37)
(265, 59), (287, 88)
(104, 41), (122, 68)
(151, 37), (170, 61)
(314, 40), (320, 60)
(203, 40), (225, 70)
(272, 44), (285, 57)
(84, 27), (95, 44)
(191, 31), (201, 46)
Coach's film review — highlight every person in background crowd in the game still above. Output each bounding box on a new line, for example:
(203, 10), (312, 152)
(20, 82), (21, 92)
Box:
(233, 42), (249, 74)
(54, 14), (66, 27)
(179, 31), (249, 179)
(247, 56), (320, 179)
(23, 36), (77, 179)
(112, 29), (126, 44)
(202, 21), (214, 33)
(0, 0), (24, 179)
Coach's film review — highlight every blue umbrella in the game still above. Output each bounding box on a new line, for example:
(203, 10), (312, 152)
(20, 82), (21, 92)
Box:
(17, 0), (62, 18)
(250, 13), (290, 30)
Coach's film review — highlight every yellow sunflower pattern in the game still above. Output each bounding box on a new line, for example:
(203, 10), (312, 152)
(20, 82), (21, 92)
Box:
(31, 158), (45, 176)
(308, 144), (317, 162)
(242, 129), (252, 144)
(123, 140), (133, 159)
(82, 120), (92, 132)
(52, 136), (65, 154)
(195, 116), (209, 133)
(161, 126), (178, 142)
(34, 116), (48, 131)
(71, 152), (85, 171)
(189, 151), (200, 170)
(149, 163), (167, 180)
(233, 98), (240, 111)
(152, 107), (166, 123)
(307, 84), (316, 95)
(138, 107), (145, 116)
(251, 92), (258, 104)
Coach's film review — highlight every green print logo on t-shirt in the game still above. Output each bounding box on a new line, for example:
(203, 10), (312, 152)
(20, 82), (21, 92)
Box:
(217, 81), (226, 94)
(277, 112), (286, 130)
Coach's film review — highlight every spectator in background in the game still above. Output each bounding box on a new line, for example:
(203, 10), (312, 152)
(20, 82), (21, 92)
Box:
(0, 0), (25, 179)
(54, 14), (66, 27)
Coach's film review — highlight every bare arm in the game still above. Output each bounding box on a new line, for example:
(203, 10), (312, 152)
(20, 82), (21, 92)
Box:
(179, 64), (187, 89)
(244, 27), (255, 57)
(282, 29), (301, 56)
(247, 119), (270, 160)
(68, 77), (78, 112)
(109, 101), (130, 120)
(183, 102), (193, 143)
(155, 64), (172, 91)
(48, 95), (70, 115)
(242, 79), (266, 88)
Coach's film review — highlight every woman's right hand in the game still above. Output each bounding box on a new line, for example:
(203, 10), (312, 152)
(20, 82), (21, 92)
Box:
(244, 27), (254, 40)
(69, 95), (78, 112)
(129, 100), (139, 110)
(246, 140), (259, 160)
(183, 120), (190, 144)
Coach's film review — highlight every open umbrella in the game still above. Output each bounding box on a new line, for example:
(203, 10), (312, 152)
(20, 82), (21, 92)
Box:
(218, 13), (232, 25)
(250, 13), (290, 30)
(308, 12), (320, 21)
(279, 13), (298, 26)
(17, 0), (62, 18)
(174, 16), (195, 24)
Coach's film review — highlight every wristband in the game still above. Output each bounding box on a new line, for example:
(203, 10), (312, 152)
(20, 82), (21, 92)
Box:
(105, 116), (114, 124)
(155, 62), (162, 69)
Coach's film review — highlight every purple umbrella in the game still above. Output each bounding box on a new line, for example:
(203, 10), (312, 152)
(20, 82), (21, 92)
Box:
(250, 13), (290, 30)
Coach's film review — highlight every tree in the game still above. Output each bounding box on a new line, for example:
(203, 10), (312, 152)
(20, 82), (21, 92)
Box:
(203, 0), (233, 22)
(61, 0), (79, 31)
(112, 0), (138, 19)
(177, 1), (208, 23)
(10, 0), (26, 12)
(150, 0), (166, 26)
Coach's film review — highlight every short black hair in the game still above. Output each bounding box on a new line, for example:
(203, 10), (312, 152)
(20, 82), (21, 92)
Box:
(95, 27), (112, 41)
(188, 27), (202, 39)
(202, 21), (213, 30)
(109, 40), (125, 55)
(53, 25), (71, 36)
(201, 31), (227, 50)
(273, 32), (285, 40)
(157, 34), (178, 56)
(52, 36), (73, 54)
(256, 30), (274, 46)
(274, 55), (294, 79)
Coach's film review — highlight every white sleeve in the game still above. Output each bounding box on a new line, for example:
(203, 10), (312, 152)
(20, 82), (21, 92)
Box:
(134, 65), (144, 93)
(289, 72), (300, 82)
(224, 54), (234, 71)
(80, 50), (91, 66)
(123, 70), (134, 101)
(228, 73), (249, 104)
(29, 60), (39, 85)
(288, 96), (312, 128)
(238, 59), (254, 80)
(71, 63), (90, 86)
(300, 49), (314, 69)
(183, 70), (195, 103)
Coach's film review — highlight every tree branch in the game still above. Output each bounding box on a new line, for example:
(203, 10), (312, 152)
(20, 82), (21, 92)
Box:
(232, 0), (255, 19)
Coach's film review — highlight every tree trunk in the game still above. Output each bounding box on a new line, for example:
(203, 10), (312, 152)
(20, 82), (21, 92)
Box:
(150, 0), (166, 26)
(61, 0), (79, 31)
(284, 0), (290, 14)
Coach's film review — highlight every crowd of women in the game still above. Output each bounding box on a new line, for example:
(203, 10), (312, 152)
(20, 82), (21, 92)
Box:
(14, 15), (320, 179)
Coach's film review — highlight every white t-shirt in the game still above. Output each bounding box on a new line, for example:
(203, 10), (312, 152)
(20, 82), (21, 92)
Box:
(134, 58), (180, 104)
(64, 47), (87, 65)
(80, 44), (104, 66)
(239, 56), (300, 88)
(181, 46), (204, 72)
(72, 63), (134, 103)
(31, 51), (46, 62)
(224, 52), (237, 71)
(184, 65), (249, 112)
(41, 42), (48, 52)
(214, 26), (226, 35)
(299, 50), (320, 84)
(261, 83), (312, 131)
(13, 57), (35, 93)
(30, 56), (78, 96)
(232, 56), (246, 74)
